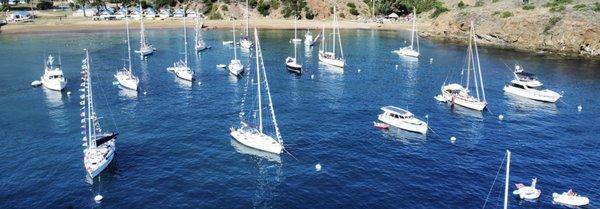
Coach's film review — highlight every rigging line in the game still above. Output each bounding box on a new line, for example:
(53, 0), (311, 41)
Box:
(92, 69), (119, 133)
(482, 151), (507, 209)
(283, 147), (299, 162)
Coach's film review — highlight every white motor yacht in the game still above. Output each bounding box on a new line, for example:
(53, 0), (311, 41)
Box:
(40, 54), (67, 91)
(377, 106), (428, 134)
(503, 65), (561, 102)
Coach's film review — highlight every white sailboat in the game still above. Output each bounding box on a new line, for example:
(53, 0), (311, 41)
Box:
(114, 18), (139, 91)
(286, 20), (302, 73)
(194, 14), (209, 52)
(40, 54), (67, 91)
(167, 17), (194, 81)
(393, 7), (419, 58)
(239, 0), (253, 49)
(503, 65), (561, 103)
(136, 4), (155, 56)
(435, 22), (487, 111)
(80, 49), (118, 178)
(228, 21), (244, 76)
(230, 28), (284, 154)
(318, 5), (345, 68)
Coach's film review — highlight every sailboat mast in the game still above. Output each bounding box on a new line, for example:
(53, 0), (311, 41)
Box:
(466, 25), (473, 90)
(332, 5), (336, 55)
(470, 23), (481, 100)
(410, 8), (415, 49)
(84, 49), (95, 149)
(245, 0), (249, 36)
(195, 15), (199, 45)
(321, 23), (325, 51)
(233, 21), (237, 60)
(126, 18), (132, 72)
(139, 4), (145, 47)
(255, 29), (262, 133)
(183, 17), (188, 65)
(473, 27), (486, 102)
(504, 150), (511, 209)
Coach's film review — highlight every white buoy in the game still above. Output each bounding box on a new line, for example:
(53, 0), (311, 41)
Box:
(450, 136), (456, 142)
(94, 194), (103, 203)
(430, 58), (433, 63)
(311, 74), (315, 79)
(395, 64), (398, 70)
(197, 82), (201, 85)
(315, 163), (322, 171)
(67, 91), (72, 95)
(498, 114), (504, 120)
(578, 105), (582, 112)
(357, 69), (361, 73)
(143, 91), (147, 95)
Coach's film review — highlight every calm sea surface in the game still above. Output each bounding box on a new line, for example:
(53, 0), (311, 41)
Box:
(0, 27), (599, 208)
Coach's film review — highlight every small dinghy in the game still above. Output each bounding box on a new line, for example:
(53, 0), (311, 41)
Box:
(216, 64), (226, 68)
(553, 189), (589, 207)
(512, 178), (541, 200)
(434, 94), (449, 102)
(222, 41), (233, 45)
(31, 80), (42, 87)
(373, 121), (390, 129)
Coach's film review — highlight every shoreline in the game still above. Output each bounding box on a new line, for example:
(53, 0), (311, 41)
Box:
(1, 18), (597, 59)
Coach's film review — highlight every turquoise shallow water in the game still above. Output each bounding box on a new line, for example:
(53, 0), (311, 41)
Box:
(0, 28), (599, 208)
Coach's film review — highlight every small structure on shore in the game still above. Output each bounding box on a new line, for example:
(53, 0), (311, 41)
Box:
(73, 8), (97, 17)
(386, 13), (399, 20)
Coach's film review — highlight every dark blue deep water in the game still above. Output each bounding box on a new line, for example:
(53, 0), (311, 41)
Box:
(1, 27), (600, 208)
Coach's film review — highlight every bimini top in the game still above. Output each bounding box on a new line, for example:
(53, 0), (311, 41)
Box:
(515, 71), (537, 80)
(381, 106), (413, 117)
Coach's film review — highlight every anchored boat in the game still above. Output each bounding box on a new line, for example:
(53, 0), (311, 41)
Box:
(503, 65), (561, 103)
(377, 106), (428, 134)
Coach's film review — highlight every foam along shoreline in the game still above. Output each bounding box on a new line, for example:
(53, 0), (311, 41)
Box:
(0, 18), (413, 34)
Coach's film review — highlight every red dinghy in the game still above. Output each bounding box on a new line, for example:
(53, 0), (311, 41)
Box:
(373, 121), (390, 129)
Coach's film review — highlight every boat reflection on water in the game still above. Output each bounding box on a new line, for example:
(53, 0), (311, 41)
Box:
(377, 126), (427, 145)
(445, 102), (484, 119)
(504, 93), (558, 115)
(319, 62), (343, 74)
(118, 86), (138, 99)
(304, 44), (312, 58)
(175, 76), (193, 90)
(43, 87), (64, 107)
(230, 139), (281, 163)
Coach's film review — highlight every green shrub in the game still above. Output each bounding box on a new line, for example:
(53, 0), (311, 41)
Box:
(549, 5), (565, 12)
(492, 0), (501, 3)
(429, 5), (449, 18)
(458, 1), (466, 8)
(492, 11), (501, 15)
(248, 0), (257, 9)
(475, 0), (484, 6)
(346, 2), (356, 8)
(593, 2), (600, 12)
(500, 11), (513, 17)
(221, 4), (228, 12)
(544, 16), (561, 33)
(269, 0), (279, 10)
(339, 12), (345, 18)
(36, 1), (53, 10)
(349, 7), (359, 15)
(257, 0), (270, 16)
(209, 12), (222, 20)
(522, 4), (535, 10)
(304, 7), (315, 19)
(573, 4), (586, 10)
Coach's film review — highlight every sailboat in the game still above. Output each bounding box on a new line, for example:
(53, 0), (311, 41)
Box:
(80, 49), (118, 178)
(393, 7), (419, 58)
(114, 18), (139, 91)
(166, 17), (194, 81)
(40, 54), (67, 91)
(230, 28), (284, 154)
(435, 22), (487, 111)
(194, 13), (209, 52)
(239, 0), (253, 49)
(228, 21), (244, 76)
(285, 27), (302, 73)
(318, 5), (345, 68)
(136, 4), (155, 56)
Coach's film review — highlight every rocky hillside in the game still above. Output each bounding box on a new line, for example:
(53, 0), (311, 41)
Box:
(418, 0), (600, 57)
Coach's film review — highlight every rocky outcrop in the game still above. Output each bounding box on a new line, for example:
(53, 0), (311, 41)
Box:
(419, 1), (600, 57)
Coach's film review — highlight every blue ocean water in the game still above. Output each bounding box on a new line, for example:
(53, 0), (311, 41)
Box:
(0, 27), (599, 208)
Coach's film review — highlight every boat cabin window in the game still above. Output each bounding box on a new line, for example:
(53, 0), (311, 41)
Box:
(511, 83), (525, 89)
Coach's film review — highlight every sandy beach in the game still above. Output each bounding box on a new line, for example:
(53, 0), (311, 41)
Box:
(0, 17), (414, 34)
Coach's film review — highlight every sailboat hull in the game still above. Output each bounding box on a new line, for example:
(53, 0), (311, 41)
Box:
(84, 140), (115, 178)
(393, 47), (419, 58)
(318, 51), (345, 68)
(285, 57), (302, 73)
(114, 72), (139, 91)
(230, 128), (282, 154)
